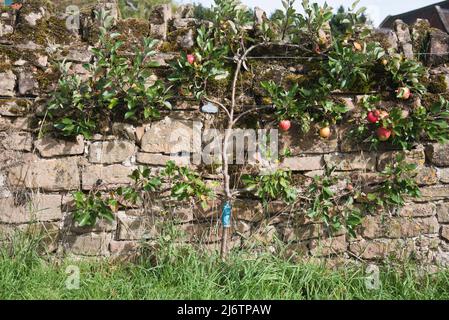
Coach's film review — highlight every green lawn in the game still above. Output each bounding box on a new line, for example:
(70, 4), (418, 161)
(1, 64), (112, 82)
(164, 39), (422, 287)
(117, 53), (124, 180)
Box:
(1, 235), (449, 300)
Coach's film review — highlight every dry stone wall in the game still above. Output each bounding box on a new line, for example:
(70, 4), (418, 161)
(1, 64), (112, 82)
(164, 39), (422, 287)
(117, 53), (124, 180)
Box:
(2, 1), (449, 267)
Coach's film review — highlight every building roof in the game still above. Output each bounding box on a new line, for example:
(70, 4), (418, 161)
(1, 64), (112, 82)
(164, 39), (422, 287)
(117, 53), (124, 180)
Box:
(380, 0), (449, 32)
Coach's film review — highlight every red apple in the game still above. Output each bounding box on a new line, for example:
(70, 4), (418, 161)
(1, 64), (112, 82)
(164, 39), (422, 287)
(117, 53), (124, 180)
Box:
(376, 127), (392, 141)
(396, 87), (411, 100)
(367, 111), (380, 124)
(11, 3), (23, 10)
(187, 54), (195, 64)
(279, 120), (291, 132)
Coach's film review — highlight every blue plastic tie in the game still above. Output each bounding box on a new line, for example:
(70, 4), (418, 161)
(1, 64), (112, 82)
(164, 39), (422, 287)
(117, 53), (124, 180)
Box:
(221, 201), (232, 228)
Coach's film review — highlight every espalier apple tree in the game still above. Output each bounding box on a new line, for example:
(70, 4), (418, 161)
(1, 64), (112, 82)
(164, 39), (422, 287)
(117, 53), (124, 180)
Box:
(45, 0), (449, 261)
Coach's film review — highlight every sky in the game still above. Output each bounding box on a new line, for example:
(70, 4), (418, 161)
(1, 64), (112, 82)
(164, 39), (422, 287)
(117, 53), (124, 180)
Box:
(178, 0), (443, 27)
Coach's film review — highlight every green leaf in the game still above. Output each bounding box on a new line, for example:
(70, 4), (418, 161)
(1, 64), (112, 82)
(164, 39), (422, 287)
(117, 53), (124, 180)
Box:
(124, 111), (135, 119)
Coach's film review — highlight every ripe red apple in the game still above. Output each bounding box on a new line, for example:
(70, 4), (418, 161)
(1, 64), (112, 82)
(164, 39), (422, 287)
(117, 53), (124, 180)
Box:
(376, 127), (392, 141)
(279, 120), (291, 132)
(367, 111), (380, 124)
(187, 54), (195, 64)
(396, 87), (411, 100)
(11, 3), (23, 10)
(319, 126), (331, 139)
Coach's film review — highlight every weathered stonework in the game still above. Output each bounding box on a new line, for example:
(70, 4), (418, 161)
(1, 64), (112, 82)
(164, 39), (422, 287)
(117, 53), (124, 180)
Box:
(34, 135), (85, 158)
(140, 117), (202, 154)
(281, 156), (324, 171)
(89, 140), (135, 164)
(136, 152), (190, 166)
(324, 152), (377, 171)
(437, 203), (449, 223)
(1, 131), (33, 151)
(377, 147), (425, 171)
(349, 239), (415, 260)
(0, 70), (16, 96)
(81, 164), (135, 190)
(426, 143), (449, 167)
(0, 194), (62, 223)
(7, 157), (81, 191)
(64, 232), (111, 256)
(399, 203), (436, 218)
(361, 215), (439, 239)
(1, 1), (449, 266)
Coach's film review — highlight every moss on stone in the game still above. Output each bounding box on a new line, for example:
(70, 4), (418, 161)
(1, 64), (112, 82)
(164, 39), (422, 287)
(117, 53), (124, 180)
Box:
(282, 73), (305, 87)
(0, 98), (32, 114)
(114, 18), (150, 51)
(412, 20), (431, 57)
(366, 32), (394, 52)
(167, 27), (189, 42)
(428, 75), (448, 94)
(159, 41), (177, 53)
(0, 46), (47, 71)
(0, 60), (12, 72)
(35, 66), (60, 93)
(422, 92), (449, 108)
(20, 0), (54, 15)
(7, 14), (72, 46)
(207, 66), (233, 99)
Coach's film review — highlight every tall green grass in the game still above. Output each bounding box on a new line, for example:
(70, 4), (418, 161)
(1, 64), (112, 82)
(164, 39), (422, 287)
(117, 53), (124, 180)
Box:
(1, 233), (449, 300)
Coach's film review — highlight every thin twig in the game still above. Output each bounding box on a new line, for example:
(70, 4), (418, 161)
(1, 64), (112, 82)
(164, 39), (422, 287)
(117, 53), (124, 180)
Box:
(232, 105), (274, 125)
(203, 96), (231, 120)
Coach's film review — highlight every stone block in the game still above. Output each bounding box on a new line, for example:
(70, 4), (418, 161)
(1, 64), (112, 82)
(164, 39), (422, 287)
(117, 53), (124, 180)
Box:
(324, 152), (377, 171)
(349, 239), (415, 260)
(0, 70), (16, 97)
(436, 203), (449, 223)
(309, 235), (347, 257)
(377, 147), (425, 171)
(64, 232), (111, 256)
(89, 140), (135, 164)
(35, 135), (84, 157)
(399, 203), (436, 218)
(280, 156), (324, 171)
(140, 117), (202, 154)
(0, 131), (33, 151)
(426, 143), (449, 167)
(136, 153), (190, 166)
(117, 213), (161, 240)
(361, 215), (439, 239)
(0, 194), (62, 223)
(81, 164), (135, 190)
(7, 157), (80, 191)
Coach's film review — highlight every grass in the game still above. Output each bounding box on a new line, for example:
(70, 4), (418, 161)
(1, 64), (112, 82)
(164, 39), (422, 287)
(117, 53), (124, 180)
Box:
(1, 233), (449, 300)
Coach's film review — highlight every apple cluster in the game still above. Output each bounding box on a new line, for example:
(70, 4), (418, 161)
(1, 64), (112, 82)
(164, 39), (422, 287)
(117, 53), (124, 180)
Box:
(278, 120), (331, 139)
(367, 109), (392, 142)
